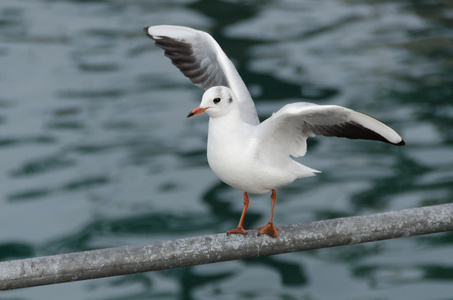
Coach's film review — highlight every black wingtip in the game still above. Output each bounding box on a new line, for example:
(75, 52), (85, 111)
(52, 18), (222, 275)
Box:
(395, 139), (406, 146)
(144, 27), (154, 40)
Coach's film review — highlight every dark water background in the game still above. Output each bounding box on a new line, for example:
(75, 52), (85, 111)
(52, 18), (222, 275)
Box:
(1, 0), (453, 299)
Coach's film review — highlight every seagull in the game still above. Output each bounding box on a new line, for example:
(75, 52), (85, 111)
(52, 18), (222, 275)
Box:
(145, 25), (405, 238)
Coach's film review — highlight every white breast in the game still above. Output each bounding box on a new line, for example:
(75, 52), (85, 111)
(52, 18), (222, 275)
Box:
(206, 117), (309, 194)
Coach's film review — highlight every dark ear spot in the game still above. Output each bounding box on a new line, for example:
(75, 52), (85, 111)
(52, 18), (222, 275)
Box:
(228, 97), (232, 103)
(213, 97), (221, 104)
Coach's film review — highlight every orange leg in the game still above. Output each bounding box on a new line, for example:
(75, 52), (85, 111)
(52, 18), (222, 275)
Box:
(226, 192), (249, 235)
(255, 189), (278, 238)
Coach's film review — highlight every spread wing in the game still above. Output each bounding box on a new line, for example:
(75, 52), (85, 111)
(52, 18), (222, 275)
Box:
(257, 102), (405, 161)
(145, 25), (259, 125)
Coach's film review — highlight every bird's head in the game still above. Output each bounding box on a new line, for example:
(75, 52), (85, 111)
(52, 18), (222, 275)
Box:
(187, 86), (238, 119)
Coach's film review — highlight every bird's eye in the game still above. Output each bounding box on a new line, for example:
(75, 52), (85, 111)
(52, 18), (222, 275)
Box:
(213, 97), (221, 104)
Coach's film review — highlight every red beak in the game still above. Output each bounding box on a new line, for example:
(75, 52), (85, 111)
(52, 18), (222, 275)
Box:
(187, 106), (209, 118)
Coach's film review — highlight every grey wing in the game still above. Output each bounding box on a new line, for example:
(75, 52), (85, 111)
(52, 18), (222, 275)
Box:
(145, 25), (259, 125)
(301, 105), (406, 146)
(146, 26), (227, 89)
(257, 102), (405, 160)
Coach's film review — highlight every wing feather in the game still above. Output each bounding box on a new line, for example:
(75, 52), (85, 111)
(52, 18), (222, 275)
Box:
(145, 25), (259, 125)
(257, 103), (404, 162)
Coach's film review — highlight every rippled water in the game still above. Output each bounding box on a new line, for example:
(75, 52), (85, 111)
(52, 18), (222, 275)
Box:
(1, 0), (453, 299)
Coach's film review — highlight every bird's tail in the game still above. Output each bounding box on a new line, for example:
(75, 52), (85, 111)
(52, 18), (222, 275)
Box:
(294, 161), (321, 178)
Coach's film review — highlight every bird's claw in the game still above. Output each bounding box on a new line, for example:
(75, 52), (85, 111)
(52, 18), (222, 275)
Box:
(226, 227), (247, 235)
(254, 222), (278, 238)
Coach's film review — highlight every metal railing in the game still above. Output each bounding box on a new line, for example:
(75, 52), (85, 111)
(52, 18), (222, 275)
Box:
(1, 203), (452, 291)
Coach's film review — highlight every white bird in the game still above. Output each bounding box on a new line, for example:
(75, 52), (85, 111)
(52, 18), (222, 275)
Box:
(145, 25), (405, 237)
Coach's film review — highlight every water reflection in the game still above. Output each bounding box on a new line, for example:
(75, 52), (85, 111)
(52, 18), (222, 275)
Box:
(43, 212), (218, 254)
(351, 154), (430, 211)
(0, 242), (35, 260)
(245, 256), (307, 286)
